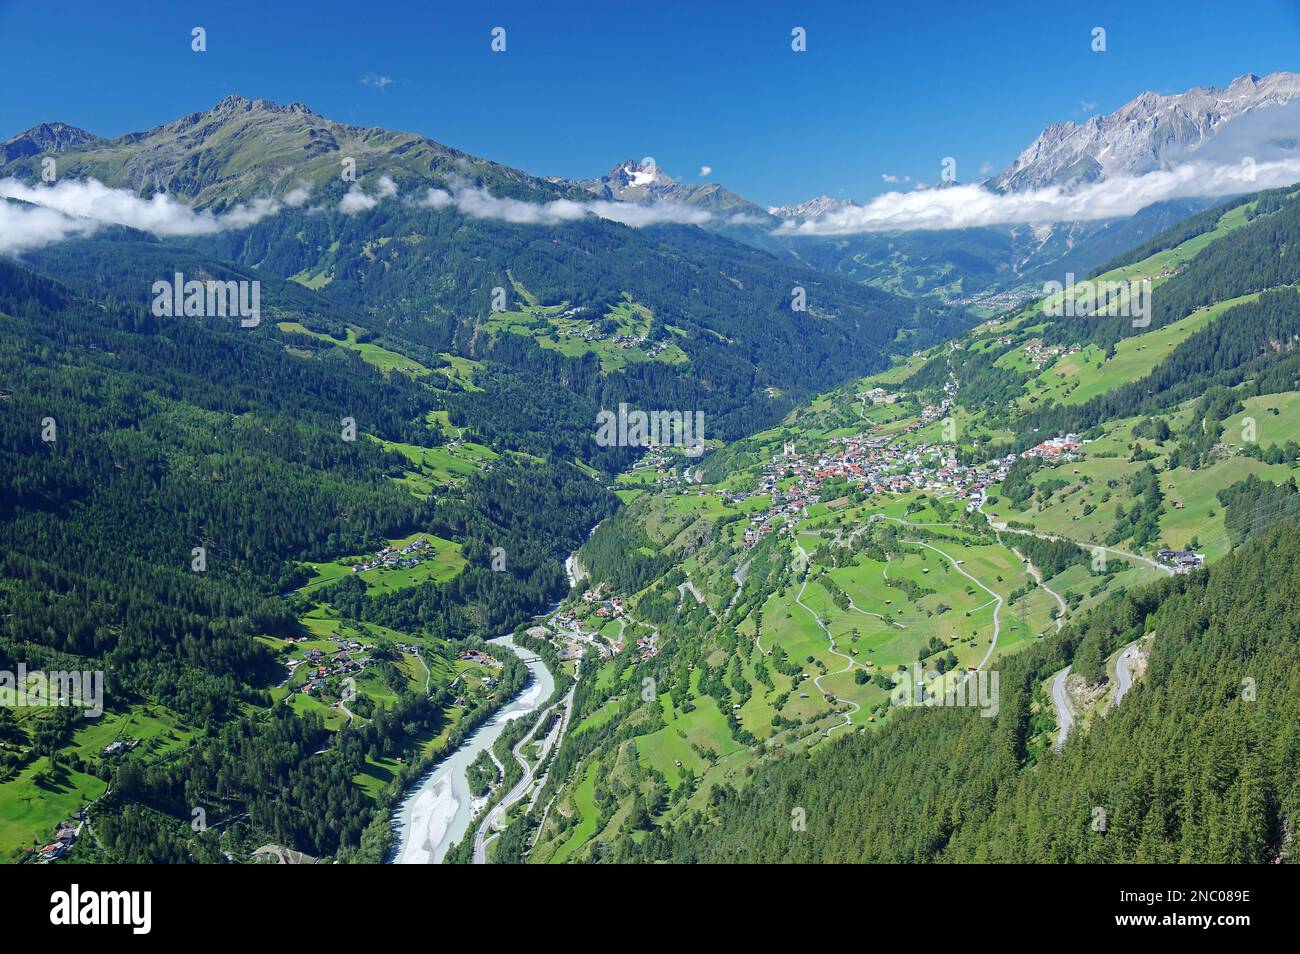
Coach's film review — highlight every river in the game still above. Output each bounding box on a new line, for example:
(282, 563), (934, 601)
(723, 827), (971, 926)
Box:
(390, 634), (555, 864)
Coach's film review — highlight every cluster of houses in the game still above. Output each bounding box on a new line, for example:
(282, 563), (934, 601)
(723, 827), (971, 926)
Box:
(1023, 433), (1088, 460)
(1157, 548), (1205, 571)
(351, 536), (435, 575)
(604, 626), (659, 661)
(549, 610), (617, 660)
(556, 324), (648, 351)
(1022, 340), (1083, 371)
(581, 589), (624, 618)
(944, 288), (1029, 312)
(35, 818), (80, 862)
(630, 448), (702, 487)
(744, 466), (818, 547)
(457, 648), (503, 669)
(738, 426), (1021, 546)
(917, 395), (955, 427)
(291, 637), (371, 696)
(860, 387), (902, 405)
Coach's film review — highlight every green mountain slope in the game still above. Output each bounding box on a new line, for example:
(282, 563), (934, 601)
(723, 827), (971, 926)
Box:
(5, 96), (974, 451)
(0, 95), (560, 209)
(650, 517), (1300, 863)
(0, 255), (612, 861)
(499, 184), (1300, 865)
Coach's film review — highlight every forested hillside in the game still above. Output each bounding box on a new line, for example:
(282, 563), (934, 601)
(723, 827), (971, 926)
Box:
(0, 249), (612, 861)
(896, 186), (1300, 459)
(201, 200), (970, 442)
(643, 517), (1300, 863)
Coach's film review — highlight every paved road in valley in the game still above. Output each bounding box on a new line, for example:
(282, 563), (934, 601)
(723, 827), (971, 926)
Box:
(474, 659), (581, 864)
(977, 500), (1174, 577)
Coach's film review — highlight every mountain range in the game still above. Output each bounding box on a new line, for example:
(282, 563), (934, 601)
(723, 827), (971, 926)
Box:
(6, 72), (1298, 316)
(991, 71), (1300, 192)
(0, 94), (973, 460)
(577, 72), (1300, 308)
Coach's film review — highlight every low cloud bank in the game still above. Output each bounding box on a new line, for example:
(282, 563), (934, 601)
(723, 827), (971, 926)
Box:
(0, 198), (99, 254)
(0, 177), (310, 254)
(775, 159), (1300, 235)
(10, 154), (1285, 257)
(417, 184), (713, 227)
(0, 171), (715, 256)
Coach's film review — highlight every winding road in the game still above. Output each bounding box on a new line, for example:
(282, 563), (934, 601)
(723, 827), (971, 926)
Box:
(793, 541), (862, 735)
(726, 560), (750, 615)
(906, 539), (1003, 675)
(1011, 544), (1068, 632)
(976, 499), (1174, 577)
(1051, 665), (1075, 752)
(1112, 643), (1139, 709)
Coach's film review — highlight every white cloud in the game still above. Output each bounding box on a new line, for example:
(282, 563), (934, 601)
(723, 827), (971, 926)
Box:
(0, 178), (308, 252)
(699, 165), (712, 177)
(881, 173), (899, 183)
(0, 198), (99, 254)
(338, 176), (396, 214)
(417, 183), (712, 227)
(589, 199), (712, 227)
(419, 187), (454, 210)
(776, 159), (1300, 235)
(360, 75), (393, 90)
(339, 187), (376, 214)
(0, 172), (713, 254)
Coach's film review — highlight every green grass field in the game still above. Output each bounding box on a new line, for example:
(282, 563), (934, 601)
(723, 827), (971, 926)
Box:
(0, 703), (194, 858)
(276, 322), (433, 378)
(296, 531), (465, 595)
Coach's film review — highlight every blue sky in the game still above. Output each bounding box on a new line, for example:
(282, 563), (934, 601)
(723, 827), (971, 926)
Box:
(2, 0), (1297, 206)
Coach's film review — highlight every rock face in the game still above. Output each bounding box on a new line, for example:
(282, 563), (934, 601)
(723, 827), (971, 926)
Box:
(579, 159), (774, 221)
(990, 71), (1300, 193)
(767, 195), (856, 221)
(0, 122), (102, 163)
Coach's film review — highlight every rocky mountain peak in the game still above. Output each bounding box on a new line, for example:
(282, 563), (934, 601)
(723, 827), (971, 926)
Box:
(0, 121), (103, 163)
(991, 70), (1300, 193)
